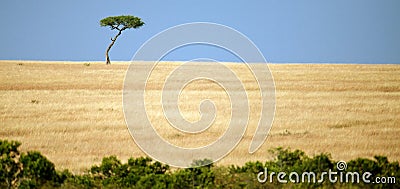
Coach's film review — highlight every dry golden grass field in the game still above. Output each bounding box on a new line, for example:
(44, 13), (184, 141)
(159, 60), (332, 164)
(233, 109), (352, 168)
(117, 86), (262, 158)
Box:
(0, 60), (399, 173)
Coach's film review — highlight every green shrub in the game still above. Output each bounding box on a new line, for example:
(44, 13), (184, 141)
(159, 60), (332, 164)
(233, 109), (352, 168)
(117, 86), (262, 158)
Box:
(344, 156), (400, 189)
(0, 140), (66, 188)
(89, 156), (171, 188)
(20, 151), (58, 186)
(0, 140), (22, 188)
(172, 164), (215, 188)
(136, 173), (173, 189)
(63, 174), (98, 189)
(269, 147), (307, 172)
(1, 139), (399, 188)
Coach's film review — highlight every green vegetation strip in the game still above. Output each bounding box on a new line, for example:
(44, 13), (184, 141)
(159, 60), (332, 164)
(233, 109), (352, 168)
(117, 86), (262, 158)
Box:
(1, 140), (398, 188)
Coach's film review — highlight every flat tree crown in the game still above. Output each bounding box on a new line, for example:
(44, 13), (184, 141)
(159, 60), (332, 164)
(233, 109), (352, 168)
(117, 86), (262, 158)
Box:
(100, 15), (144, 30)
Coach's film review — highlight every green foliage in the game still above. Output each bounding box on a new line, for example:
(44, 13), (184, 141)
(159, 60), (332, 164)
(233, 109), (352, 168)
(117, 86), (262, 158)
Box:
(269, 147), (307, 172)
(63, 174), (99, 189)
(20, 151), (58, 186)
(90, 156), (170, 188)
(1, 139), (399, 188)
(0, 140), (67, 188)
(136, 174), (173, 189)
(172, 164), (215, 188)
(191, 159), (213, 168)
(100, 15), (144, 31)
(0, 140), (22, 188)
(344, 156), (400, 189)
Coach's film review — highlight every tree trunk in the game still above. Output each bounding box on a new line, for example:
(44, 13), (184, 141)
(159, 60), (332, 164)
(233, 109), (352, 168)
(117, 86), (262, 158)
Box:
(105, 29), (123, 65)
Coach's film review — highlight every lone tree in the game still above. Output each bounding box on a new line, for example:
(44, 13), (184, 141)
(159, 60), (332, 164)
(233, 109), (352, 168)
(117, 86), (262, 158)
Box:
(100, 15), (144, 65)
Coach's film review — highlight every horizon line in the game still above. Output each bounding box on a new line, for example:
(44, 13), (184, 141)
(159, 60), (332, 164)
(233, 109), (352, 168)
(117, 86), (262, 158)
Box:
(0, 60), (399, 65)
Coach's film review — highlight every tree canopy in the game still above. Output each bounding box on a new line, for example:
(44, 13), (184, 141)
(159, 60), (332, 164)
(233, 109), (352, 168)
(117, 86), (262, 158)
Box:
(100, 15), (144, 31)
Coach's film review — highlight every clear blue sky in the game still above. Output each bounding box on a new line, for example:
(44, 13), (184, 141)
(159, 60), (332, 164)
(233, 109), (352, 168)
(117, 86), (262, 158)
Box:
(1, 0), (399, 63)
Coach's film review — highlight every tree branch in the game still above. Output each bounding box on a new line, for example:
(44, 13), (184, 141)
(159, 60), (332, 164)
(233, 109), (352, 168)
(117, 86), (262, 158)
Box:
(110, 24), (121, 30)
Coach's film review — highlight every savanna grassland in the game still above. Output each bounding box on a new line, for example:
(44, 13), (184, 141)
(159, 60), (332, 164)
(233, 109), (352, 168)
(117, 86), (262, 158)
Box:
(0, 61), (399, 173)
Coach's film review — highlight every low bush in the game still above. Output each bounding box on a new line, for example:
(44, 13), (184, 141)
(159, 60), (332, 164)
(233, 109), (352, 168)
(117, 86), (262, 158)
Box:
(1, 139), (398, 188)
